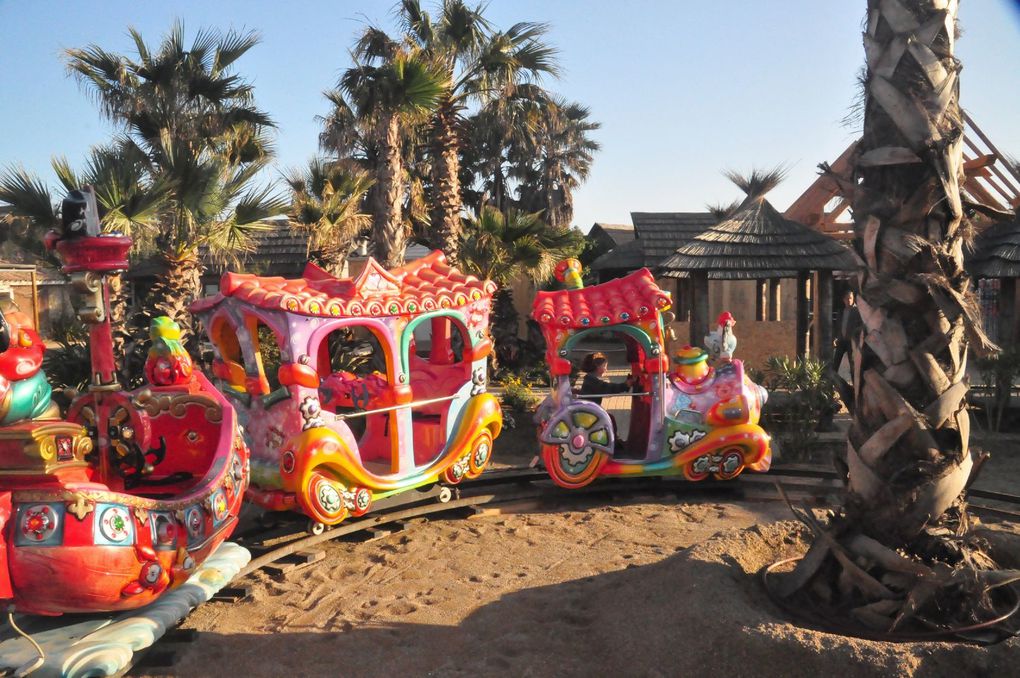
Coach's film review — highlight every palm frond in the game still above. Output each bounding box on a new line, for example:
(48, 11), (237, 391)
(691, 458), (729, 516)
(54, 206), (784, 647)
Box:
(0, 168), (58, 229)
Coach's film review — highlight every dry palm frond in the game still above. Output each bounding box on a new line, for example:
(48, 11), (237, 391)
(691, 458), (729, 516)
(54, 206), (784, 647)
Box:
(706, 199), (741, 223)
(723, 165), (789, 201)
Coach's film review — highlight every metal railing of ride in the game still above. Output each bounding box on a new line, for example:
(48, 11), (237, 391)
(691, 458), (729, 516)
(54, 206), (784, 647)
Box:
(334, 394), (461, 421)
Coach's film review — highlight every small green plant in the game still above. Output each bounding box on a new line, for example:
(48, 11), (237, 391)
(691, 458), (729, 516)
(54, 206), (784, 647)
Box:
(759, 355), (841, 462)
(499, 374), (540, 413)
(974, 346), (1020, 432)
(42, 318), (92, 392)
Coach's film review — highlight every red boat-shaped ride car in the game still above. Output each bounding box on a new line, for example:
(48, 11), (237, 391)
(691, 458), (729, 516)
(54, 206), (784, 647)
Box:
(0, 191), (249, 615)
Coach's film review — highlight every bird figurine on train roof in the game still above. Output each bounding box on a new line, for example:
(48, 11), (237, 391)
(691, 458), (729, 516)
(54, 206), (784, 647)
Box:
(704, 311), (737, 362)
(554, 258), (584, 290)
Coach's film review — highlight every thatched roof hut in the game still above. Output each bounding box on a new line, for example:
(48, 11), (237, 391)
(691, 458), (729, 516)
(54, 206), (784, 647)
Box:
(589, 212), (717, 281)
(657, 169), (858, 357)
(657, 184), (856, 279)
(967, 218), (1020, 343)
(968, 219), (1020, 279)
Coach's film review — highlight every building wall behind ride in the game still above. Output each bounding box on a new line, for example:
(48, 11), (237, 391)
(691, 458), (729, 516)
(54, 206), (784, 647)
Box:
(664, 276), (800, 371)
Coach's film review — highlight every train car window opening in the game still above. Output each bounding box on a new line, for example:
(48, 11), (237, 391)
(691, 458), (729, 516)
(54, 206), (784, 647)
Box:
(209, 317), (247, 393)
(406, 315), (473, 467)
(315, 324), (396, 473)
(253, 321), (284, 394)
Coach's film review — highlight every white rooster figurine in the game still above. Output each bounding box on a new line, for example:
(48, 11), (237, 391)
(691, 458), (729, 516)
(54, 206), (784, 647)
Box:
(704, 311), (737, 362)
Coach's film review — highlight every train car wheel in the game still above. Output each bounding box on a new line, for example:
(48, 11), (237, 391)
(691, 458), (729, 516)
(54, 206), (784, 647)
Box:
(542, 444), (607, 489)
(466, 430), (494, 479)
(350, 487), (373, 517)
(713, 448), (745, 480)
(682, 456), (711, 482)
(303, 471), (350, 526)
(438, 486), (453, 503)
(444, 456), (469, 484)
(308, 520), (326, 536)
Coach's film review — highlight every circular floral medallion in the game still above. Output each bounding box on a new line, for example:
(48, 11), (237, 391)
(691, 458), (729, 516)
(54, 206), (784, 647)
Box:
(20, 505), (58, 542)
(317, 482), (342, 514)
(185, 506), (203, 537)
(99, 506), (131, 543)
(141, 560), (163, 586)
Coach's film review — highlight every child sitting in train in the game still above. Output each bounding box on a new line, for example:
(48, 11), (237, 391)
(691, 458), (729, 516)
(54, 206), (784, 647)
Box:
(579, 352), (634, 405)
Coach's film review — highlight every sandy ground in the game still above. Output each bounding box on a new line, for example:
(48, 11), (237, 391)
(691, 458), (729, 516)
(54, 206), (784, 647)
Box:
(153, 489), (1020, 677)
(143, 400), (1020, 677)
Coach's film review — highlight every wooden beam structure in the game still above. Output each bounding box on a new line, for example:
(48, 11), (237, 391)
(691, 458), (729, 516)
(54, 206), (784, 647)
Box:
(690, 270), (709, 349)
(786, 114), (1020, 238)
(755, 279), (767, 321)
(816, 270), (833, 364)
(796, 272), (810, 358)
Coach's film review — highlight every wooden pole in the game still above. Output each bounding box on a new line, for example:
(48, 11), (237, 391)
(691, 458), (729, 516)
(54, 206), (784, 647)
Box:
(755, 279), (767, 321)
(796, 271), (810, 358)
(817, 269), (833, 363)
(768, 279), (781, 321)
(30, 268), (40, 331)
(999, 277), (1017, 345)
(690, 271), (710, 348)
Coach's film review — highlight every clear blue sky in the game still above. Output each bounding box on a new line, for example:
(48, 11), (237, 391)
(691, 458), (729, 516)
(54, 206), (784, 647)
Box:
(2, 1), (1018, 232)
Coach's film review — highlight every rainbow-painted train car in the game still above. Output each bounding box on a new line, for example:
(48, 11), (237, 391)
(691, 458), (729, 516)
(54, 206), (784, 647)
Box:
(532, 260), (771, 488)
(193, 252), (502, 532)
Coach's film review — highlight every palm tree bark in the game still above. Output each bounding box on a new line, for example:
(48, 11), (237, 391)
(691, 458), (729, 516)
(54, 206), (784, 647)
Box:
(145, 250), (202, 343)
(430, 98), (463, 262)
(847, 0), (978, 542)
(374, 115), (406, 268)
(778, 0), (1011, 635)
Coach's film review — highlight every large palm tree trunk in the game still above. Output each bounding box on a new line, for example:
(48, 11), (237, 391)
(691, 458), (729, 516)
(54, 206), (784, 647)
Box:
(778, 0), (1012, 636)
(430, 98), (463, 262)
(846, 0), (979, 540)
(374, 115), (406, 268)
(145, 250), (202, 344)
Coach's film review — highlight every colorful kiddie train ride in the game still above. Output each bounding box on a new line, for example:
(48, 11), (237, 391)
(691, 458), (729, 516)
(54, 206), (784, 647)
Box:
(193, 252), (502, 533)
(532, 259), (771, 489)
(0, 189), (249, 615)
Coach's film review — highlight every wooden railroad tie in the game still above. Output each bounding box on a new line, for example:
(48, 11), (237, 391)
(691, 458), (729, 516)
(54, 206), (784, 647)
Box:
(262, 549), (326, 577)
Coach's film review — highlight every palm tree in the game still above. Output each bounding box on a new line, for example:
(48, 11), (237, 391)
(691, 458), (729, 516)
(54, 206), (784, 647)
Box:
(319, 80), (433, 259)
(398, 0), (559, 261)
(286, 159), (374, 275)
(778, 0), (1016, 638)
(0, 142), (167, 251)
(459, 205), (583, 370)
(0, 143), (170, 376)
(64, 22), (285, 339)
(460, 83), (548, 215)
(333, 30), (447, 267)
(515, 98), (600, 229)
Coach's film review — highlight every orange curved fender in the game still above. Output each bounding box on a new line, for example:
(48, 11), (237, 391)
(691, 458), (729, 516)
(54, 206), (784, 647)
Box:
(443, 392), (503, 455)
(278, 427), (360, 494)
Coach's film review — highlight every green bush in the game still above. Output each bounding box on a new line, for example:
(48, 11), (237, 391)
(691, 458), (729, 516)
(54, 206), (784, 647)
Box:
(41, 318), (92, 392)
(759, 355), (841, 462)
(499, 374), (540, 413)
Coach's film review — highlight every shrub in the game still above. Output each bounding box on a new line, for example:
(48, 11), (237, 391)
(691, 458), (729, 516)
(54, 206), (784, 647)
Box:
(759, 355), (841, 461)
(499, 374), (540, 414)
